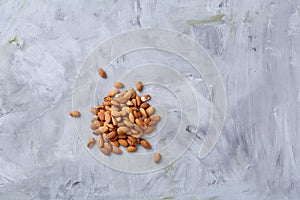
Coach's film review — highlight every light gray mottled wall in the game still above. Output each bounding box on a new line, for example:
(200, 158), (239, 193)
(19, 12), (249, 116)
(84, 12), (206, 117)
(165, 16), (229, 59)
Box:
(0, 0), (300, 199)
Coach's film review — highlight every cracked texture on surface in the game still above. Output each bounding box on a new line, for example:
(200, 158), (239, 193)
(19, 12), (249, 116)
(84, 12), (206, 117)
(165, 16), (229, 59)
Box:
(1, 0), (300, 199)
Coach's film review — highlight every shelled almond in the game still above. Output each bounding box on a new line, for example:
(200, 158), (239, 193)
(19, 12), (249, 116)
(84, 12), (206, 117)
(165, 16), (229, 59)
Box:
(76, 78), (161, 163)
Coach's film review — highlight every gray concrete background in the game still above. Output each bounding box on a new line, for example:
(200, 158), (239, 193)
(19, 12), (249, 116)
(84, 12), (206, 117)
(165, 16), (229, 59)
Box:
(0, 0), (300, 199)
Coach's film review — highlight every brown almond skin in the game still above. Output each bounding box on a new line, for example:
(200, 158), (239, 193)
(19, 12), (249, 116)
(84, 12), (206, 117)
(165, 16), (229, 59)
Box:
(111, 140), (119, 147)
(105, 131), (117, 140)
(114, 82), (125, 89)
(98, 68), (107, 78)
(140, 108), (148, 118)
(98, 111), (105, 121)
(141, 94), (151, 102)
(112, 145), (122, 154)
(87, 138), (95, 148)
(90, 108), (97, 115)
(136, 81), (143, 92)
(126, 145), (137, 152)
(150, 115), (160, 121)
(97, 135), (104, 148)
(135, 118), (144, 127)
(154, 153), (161, 163)
(136, 95), (141, 107)
(69, 110), (80, 117)
(144, 126), (155, 134)
(100, 147), (110, 155)
(118, 139), (128, 147)
(144, 118), (151, 126)
(140, 139), (151, 149)
(140, 103), (149, 109)
(127, 139), (134, 146)
(104, 142), (112, 151)
(146, 106), (155, 115)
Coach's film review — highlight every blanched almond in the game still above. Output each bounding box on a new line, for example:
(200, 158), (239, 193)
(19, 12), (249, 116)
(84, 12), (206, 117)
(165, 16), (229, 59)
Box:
(69, 110), (80, 117)
(124, 120), (133, 127)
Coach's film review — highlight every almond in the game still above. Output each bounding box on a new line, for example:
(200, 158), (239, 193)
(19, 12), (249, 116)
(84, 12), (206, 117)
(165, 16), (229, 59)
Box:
(69, 110), (80, 117)
(129, 113), (135, 123)
(128, 136), (138, 144)
(113, 82), (125, 89)
(136, 81), (143, 92)
(90, 107), (97, 115)
(118, 134), (127, 139)
(140, 103), (149, 109)
(104, 96), (112, 102)
(126, 100), (134, 106)
(132, 99), (137, 107)
(111, 100), (120, 106)
(131, 132), (144, 138)
(104, 113), (111, 123)
(140, 139), (151, 149)
(146, 106), (155, 115)
(111, 111), (122, 117)
(149, 120), (158, 126)
(144, 126), (155, 134)
(126, 145), (137, 152)
(127, 139), (134, 146)
(98, 111), (105, 121)
(97, 135), (104, 148)
(107, 89), (119, 97)
(93, 129), (102, 136)
(90, 121), (101, 130)
(91, 116), (98, 122)
(117, 126), (129, 133)
(110, 140), (119, 147)
(98, 68), (107, 78)
(133, 124), (143, 133)
(104, 142), (112, 151)
(154, 153), (161, 163)
(136, 95), (141, 106)
(131, 90), (136, 98)
(87, 138), (95, 148)
(100, 147), (110, 155)
(131, 106), (138, 111)
(105, 131), (117, 140)
(135, 118), (144, 127)
(112, 145), (122, 154)
(150, 115), (160, 121)
(98, 126), (108, 133)
(141, 94), (151, 102)
(140, 108), (148, 118)
(144, 118), (151, 126)
(111, 116), (117, 126)
(124, 120), (133, 127)
(103, 102), (111, 106)
(118, 139), (128, 147)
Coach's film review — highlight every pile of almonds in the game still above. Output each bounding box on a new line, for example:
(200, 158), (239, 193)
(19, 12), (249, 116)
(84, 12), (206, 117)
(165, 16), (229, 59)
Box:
(70, 68), (161, 163)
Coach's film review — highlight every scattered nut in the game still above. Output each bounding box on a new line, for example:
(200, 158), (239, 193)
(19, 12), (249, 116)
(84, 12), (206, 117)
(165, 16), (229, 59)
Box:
(98, 68), (107, 78)
(154, 153), (161, 163)
(114, 82), (125, 89)
(136, 81), (143, 92)
(69, 110), (81, 117)
(87, 138), (95, 148)
(140, 139), (151, 149)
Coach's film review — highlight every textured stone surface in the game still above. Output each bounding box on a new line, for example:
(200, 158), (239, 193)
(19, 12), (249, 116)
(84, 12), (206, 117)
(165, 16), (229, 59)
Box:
(0, 0), (300, 199)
